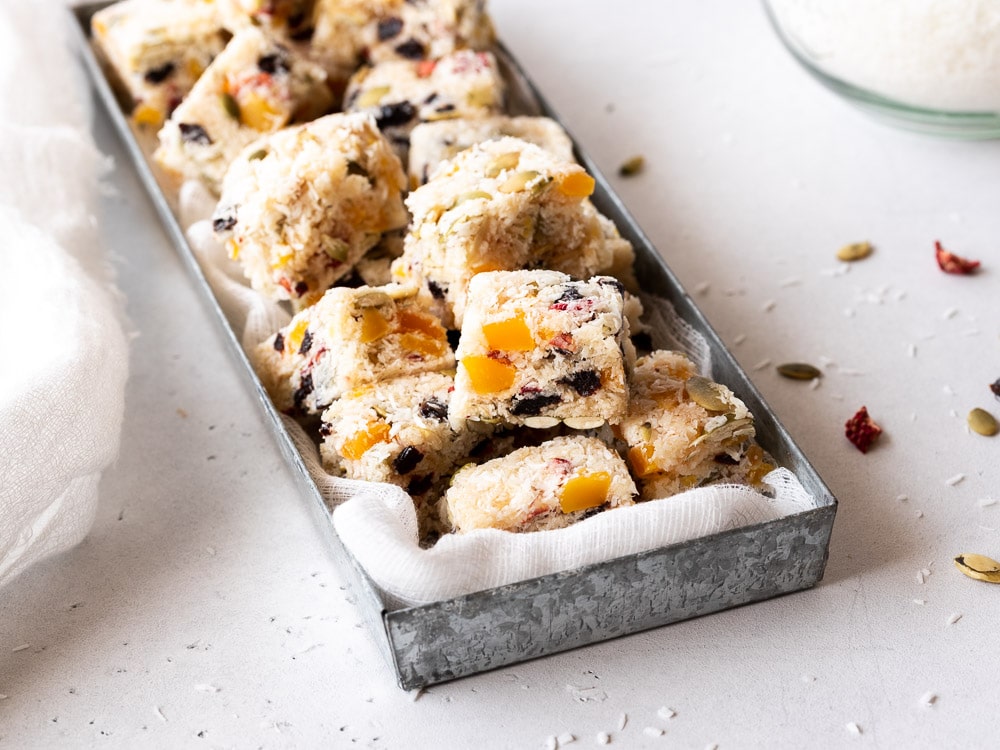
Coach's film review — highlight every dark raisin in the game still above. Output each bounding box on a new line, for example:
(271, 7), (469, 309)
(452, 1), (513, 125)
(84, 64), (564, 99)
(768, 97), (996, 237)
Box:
(257, 53), (290, 75)
(375, 101), (416, 129)
(289, 26), (315, 42)
(434, 103), (456, 114)
(273, 332), (285, 353)
(418, 398), (449, 421)
(559, 369), (602, 397)
(292, 373), (313, 411)
(469, 438), (494, 459)
(144, 61), (175, 84)
(598, 278), (625, 295)
(319, 422), (333, 437)
(713, 453), (739, 465)
(377, 16), (404, 40)
(294, 281), (309, 296)
(423, 92), (438, 105)
(427, 279), (446, 300)
(299, 330), (313, 355)
(394, 38), (426, 60)
(511, 393), (562, 416)
(212, 214), (237, 233)
(406, 474), (434, 496)
(393, 446), (424, 475)
(991, 378), (1000, 400)
(631, 331), (653, 353)
(446, 329), (461, 350)
(179, 123), (212, 146)
(555, 286), (583, 304)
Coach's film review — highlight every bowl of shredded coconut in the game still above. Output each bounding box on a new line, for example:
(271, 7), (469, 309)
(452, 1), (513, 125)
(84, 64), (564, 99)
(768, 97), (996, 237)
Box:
(763, 0), (1000, 138)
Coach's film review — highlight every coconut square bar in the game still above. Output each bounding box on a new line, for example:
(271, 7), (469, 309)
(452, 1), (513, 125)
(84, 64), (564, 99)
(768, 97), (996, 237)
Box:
(320, 371), (503, 541)
(216, 0), (318, 40)
(445, 435), (636, 534)
(450, 270), (632, 430)
(616, 350), (772, 501)
(407, 115), (574, 188)
(91, 0), (228, 130)
(254, 284), (455, 415)
(212, 113), (408, 309)
(343, 50), (504, 159)
(392, 137), (628, 328)
(154, 27), (334, 192)
(312, 0), (494, 72)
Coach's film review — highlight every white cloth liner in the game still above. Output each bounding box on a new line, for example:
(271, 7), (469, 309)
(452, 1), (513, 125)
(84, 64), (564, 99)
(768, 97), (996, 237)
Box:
(181, 182), (817, 609)
(0, 1), (129, 588)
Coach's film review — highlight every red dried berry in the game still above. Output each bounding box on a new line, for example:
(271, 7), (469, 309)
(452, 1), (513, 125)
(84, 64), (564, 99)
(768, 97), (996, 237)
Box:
(935, 240), (980, 275)
(845, 406), (882, 454)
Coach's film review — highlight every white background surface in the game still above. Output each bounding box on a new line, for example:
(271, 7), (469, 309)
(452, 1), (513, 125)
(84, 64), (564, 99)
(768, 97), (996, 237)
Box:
(3, 1), (1000, 747)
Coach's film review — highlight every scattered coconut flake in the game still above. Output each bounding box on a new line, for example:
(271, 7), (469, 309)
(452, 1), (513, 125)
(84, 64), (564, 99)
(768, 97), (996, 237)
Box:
(194, 684), (220, 693)
(843, 308), (856, 318)
(733, 333), (747, 345)
(945, 474), (965, 487)
(979, 498), (997, 508)
(0, 694), (8, 701)
(809, 378), (821, 391)
(893, 289), (907, 302)
(761, 299), (776, 313)
(943, 385), (956, 396)
(566, 685), (607, 703)
(154, 706), (167, 722)
(920, 692), (937, 707)
(753, 358), (772, 371)
(950, 409), (959, 418)
(617, 713), (628, 731)
(706, 745), (719, 750)
(913, 599), (926, 605)
(779, 277), (801, 288)
(205, 546), (216, 556)
(943, 307), (959, 320)
(916, 570), (926, 584)
(896, 494), (908, 502)
(839, 368), (865, 376)
(908, 344), (917, 358)
(916, 510), (924, 518)
(910, 412), (917, 421)
(557, 732), (575, 745)
(801, 675), (816, 683)
(694, 281), (710, 295)
(408, 688), (425, 702)
(657, 707), (676, 720)
(846, 722), (862, 736)
(596, 733), (610, 745)
(830, 393), (845, 401)
(643, 727), (665, 738)
(545, 735), (558, 750)
(11, 644), (29, 653)
(947, 613), (963, 625)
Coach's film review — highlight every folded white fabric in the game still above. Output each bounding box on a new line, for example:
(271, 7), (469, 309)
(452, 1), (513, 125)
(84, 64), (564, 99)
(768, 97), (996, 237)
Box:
(0, 0), (129, 588)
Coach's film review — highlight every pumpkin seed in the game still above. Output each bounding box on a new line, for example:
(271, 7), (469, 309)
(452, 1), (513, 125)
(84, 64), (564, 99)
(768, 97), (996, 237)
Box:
(485, 152), (520, 178)
(618, 155), (644, 177)
(954, 553), (1000, 583)
(523, 416), (560, 429)
(686, 375), (729, 412)
(220, 92), (241, 121)
(247, 148), (269, 161)
(836, 241), (873, 262)
(777, 362), (822, 381)
(563, 417), (605, 430)
(498, 170), (540, 194)
(357, 85), (391, 108)
(321, 236), (349, 262)
(968, 407), (999, 436)
(453, 190), (492, 206)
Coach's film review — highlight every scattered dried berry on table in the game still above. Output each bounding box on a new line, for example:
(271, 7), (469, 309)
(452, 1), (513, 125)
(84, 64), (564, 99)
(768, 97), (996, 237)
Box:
(968, 408), (999, 436)
(990, 378), (1000, 400)
(777, 363), (822, 381)
(836, 241), (873, 262)
(935, 240), (980, 275)
(618, 155), (644, 177)
(845, 406), (882, 453)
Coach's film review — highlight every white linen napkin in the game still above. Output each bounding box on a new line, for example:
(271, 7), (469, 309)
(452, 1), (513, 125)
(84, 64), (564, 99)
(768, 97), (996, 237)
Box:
(0, 0), (129, 588)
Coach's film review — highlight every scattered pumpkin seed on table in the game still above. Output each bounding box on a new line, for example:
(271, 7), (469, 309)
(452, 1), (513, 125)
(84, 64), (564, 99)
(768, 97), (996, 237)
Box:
(954, 553), (1000, 583)
(836, 241), (873, 262)
(777, 363), (822, 381)
(968, 408), (999, 436)
(618, 155), (644, 177)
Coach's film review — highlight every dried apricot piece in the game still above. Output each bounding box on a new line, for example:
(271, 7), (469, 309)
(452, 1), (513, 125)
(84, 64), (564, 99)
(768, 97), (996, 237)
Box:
(560, 472), (612, 513)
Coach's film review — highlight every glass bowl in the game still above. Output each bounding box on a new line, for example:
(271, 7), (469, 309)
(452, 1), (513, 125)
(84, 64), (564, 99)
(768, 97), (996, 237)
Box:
(762, 0), (1000, 139)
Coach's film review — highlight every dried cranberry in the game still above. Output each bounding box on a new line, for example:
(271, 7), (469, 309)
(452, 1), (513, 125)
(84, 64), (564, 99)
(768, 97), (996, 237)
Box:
(375, 101), (416, 129)
(294, 281), (309, 297)
(273, 332), (285, 353)
(179, 123), (212, 146)
(427, 279), (446, 300)
(212, 214), (236, 233)
(393, 446), (424, 475)
(292, 373), (313, 412)
(548, 332), (575, 355)
(144, 61), (175, 84)
(845, 406), (882, 454)
(935, 240), (980, 275)
(257, 53), (290, 75)
(559, 369), (601, 396)
(418, 398), (448, 421)
(511, 393), (562, 416)
(299, 330), (313, 355)
(407, 474), (434, 496)
(377, 16), (404, 40)
(394, 38), (426, 60)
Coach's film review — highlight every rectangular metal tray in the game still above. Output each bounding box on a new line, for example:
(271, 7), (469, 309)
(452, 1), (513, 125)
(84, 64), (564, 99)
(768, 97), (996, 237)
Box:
(72, 1), (837, 690)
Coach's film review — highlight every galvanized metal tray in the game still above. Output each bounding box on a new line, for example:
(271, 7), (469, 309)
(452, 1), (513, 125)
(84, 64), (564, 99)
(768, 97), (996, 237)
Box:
(72, 1), (837, 690)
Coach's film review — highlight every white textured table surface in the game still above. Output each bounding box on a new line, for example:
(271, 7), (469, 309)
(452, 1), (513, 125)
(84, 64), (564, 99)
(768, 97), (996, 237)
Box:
(3, 2), (1000, 748)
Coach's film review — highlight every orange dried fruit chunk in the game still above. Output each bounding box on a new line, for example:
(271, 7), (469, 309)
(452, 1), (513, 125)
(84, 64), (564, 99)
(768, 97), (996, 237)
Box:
(397, 309), (446, 340)
(341, 421), (391, 460)
(483, 314), (534, 351)
(558, 172), (595, 198)
(286, 317), (310, 354)
(462, 355), (516, 394)
(400, 333), (446, 356)
(239, 92), (283, 131)
(360, 308), (390, 343)
(560, 472), (612, 514)
(627, 444), (658, 477)
(132, 103), (164, 129)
